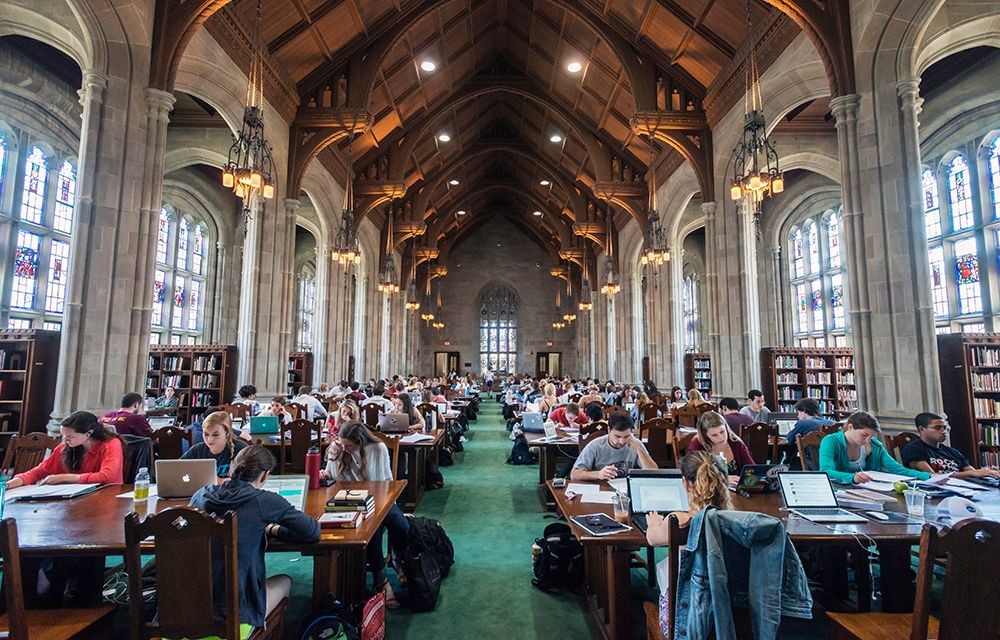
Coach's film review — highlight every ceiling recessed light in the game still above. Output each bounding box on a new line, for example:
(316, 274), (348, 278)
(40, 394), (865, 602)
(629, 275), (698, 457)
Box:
(457, 210), (466, 215)
(449, 179), (460, 185)
(438, 133), (451, 142)
(533, 210), (543, 217)
(566, 61), (583, 73)
(539, 179), (551, 186)
(420, 60), (436, 72)
(549, 134), (562, 143)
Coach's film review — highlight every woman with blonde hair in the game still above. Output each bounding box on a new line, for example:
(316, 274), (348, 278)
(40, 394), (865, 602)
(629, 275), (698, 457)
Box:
(181, 410), (249, 478)
(686, 410), (755, 474)
(537, 383), (558, 415)
(325, 398), (360, 440)
(686, 388), (709, 407)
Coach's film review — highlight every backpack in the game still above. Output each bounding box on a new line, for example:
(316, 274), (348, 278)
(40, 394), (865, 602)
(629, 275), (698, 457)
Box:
(298, 594), (360, 640)
(531, 522), (584, 591)
(438, 446), (454, 467)
(424, 458), (445, 489)
(447, 421), (464, 452)
(506, 434), (537, 465)
(402, 517), (454, 611)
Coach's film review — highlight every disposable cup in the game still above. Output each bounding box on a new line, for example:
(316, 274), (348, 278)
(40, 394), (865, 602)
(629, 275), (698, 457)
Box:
(612, 493), (630, 523)
(903, 489), (925, 517)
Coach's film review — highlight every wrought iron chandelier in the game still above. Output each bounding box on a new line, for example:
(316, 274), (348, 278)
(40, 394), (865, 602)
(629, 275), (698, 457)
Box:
(641, 136), (669, 267)
(431, 287), (444, 330)
(562, 276), (576, 323)
(729, 0), (783, 226)
(600, 203), (621, 297)
(377, 202), (400, 295)
(552, 286), (566, 330)
(222, 0), (275, 232)
(332, 134), (361, 268)
(404, 240), (420, 311)
(420, 262), (436, 322)
(579, 241), (593, 311)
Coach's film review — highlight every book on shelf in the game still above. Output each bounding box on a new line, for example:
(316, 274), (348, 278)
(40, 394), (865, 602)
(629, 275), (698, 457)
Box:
(835, 356), (854, 368)
(982, 423), (1000, 446)
(973, 398), (1000, 419)
(193, 355), (220, 371)
(775, 356), (799, 368)
(804, 357), (830, 368)
(982, 450), (999, 469)
(970, 347), (1000, 367)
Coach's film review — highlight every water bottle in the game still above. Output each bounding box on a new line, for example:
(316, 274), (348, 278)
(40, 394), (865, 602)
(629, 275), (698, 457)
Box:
(306, 447), (321, 490)
(0, 472), (7, 519)
(133, 467), (150, 503)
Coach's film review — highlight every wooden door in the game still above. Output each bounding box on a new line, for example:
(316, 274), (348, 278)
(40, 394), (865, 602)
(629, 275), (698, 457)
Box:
(536, 352), (561, 377)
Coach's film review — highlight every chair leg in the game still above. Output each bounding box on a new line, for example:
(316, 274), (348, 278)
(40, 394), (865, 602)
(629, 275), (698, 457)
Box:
(647, 547), (657, 588)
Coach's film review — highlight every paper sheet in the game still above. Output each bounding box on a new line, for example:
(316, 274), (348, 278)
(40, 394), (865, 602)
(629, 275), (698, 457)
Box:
(944, 477), (988, 491)
(855, 481), (897, 493)
(566, 482), (601, 494)
(6, 483), (100, 502)
(581, 492), (616, 504)
(399, 433), (435, 443)
(864, 471), (913, 483)
(607, 478), (627, 494)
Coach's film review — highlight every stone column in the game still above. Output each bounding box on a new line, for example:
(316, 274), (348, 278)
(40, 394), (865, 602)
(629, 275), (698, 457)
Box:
(771, 246), (785, 345)
(700, 201), (723, 386)
(211, 240), (227, 341)
(280, 199), (300, 377)
(312, 241), (330, 383)
(669, 242), (685, 385)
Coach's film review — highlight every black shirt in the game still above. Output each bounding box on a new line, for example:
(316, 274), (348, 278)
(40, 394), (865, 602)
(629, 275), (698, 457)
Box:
(181, 440), (248, 478)
(901, 439), (970, 474)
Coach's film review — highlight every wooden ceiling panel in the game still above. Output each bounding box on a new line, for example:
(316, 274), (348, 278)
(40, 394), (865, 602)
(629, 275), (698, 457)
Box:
(238, 0), (304, 44)
(314, 6), (363, 53)
(607, 1), (646, 33)
(370, 109), (402, 143)
(703, 1), (757, 44)
(674, 42), (724, 87)
(643, 6), (689, 60)
(276, 33), (331, 83)
(354, 0), (398, 29)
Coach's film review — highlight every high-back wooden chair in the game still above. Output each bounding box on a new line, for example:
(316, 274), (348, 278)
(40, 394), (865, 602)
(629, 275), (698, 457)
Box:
(671, 404), (701, 428)
(643, 513), (689, 640)
(885, 431), (919, 463)
(579, 420), (608, 449)
(368, 428), (402, 480)
(637, 401), (660, 423)
(821, 421), (845, 436)
(644, 418), (676, 468)
(796, 430), (826, 471)
(568, 393), (582, 403)
(152, 426), (193, 461)
(360, 402), (383, 428)
(827, 520), (1000, 640)
(221, 403), (251, 422)
(603, 404), (629, 420)
(740, 422), (779, 465)
(125, 507), (286, 640)
(672, 432), (697, 463)
(1, 432), (58, 475)
(284, 403), (306, 421)
(416, 402), (443, 430)
(279, 419), (319, 474)
(0, 518), (115, 639)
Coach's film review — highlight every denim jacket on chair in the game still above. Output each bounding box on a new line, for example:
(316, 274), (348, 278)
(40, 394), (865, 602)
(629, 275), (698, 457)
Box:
(673, 507), (813, 640)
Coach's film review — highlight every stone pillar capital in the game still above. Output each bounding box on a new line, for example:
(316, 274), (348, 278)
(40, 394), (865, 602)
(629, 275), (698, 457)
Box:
(78, 70), (108, 106)
(771, 245), (781, 258)
(896, 79), (923, 120)
(830, 94), (861, 126)
(284, 198), (302, 218)
(700, 201), (717, 218)
(144, 88), (176, 124)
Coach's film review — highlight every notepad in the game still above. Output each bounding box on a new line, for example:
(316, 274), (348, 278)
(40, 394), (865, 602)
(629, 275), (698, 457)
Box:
(399, 433), (435, 444)
(570, 513), (632, 537)
(6, 483), (100, 502)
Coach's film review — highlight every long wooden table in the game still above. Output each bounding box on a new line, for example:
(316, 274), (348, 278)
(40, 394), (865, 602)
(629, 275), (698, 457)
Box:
(395, 428), (446, 512)
(548, 479), (1000, 640)
(6, 479), (406, 606)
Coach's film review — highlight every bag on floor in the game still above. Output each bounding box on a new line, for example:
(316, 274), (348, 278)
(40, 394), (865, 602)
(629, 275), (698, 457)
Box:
(424, 458), (445, 489)
(438, 446), (455, 467)
(403, 517), (454, 611)
(506, 434), (537, 465)
(531, 522), (584, 591)
(299, 593), (360, 640)
(447, 421), (465, 451)
(408, 516), (455, 578)
(360, 590), (385, 640)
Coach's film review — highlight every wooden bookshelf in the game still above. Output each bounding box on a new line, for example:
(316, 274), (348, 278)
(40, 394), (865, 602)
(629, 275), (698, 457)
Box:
(0, 329), (59, 437)
(287, 351), (314, 396)
(937, 333), (1000, 469)
(684, 352), (713, 399)
(146, 345), (237, 424)
(760, 347), (856, 419)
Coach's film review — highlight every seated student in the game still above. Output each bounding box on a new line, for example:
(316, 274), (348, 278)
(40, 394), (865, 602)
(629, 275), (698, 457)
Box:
(819, 411), (930, 484)
(367, 384), (396, 412)
(99, 392), (153, 437)
(718, 397), (753, 433)
(903, 412), (1000, 478)
(786, 398), (834, 444)
(233, 384), (262, 416)
(320, 421), (409, 608)
(739, 389), (771, 424)
(547, 402), (589, 428)
(291, 385), (328, 421)
(645, 451), (733, 637)
(687, 411), (755, 475)
(7, 411), (124, 489)
(630, 392), (654, 423)
(181, 410), (250, 478)
(668, 386), (685, 407)
(259, 396), (293, 425)
(570, 413), (657, 481)
(579, 386), (603, 407)
(326, 399), (360, 440)
(686, 388), (709, 407)
(155, 386), (179, 409)
(190, 445), (320, 635)
(393, 392), (425, 431)
(346, 381), (368, 404)
(583, 401), (605, 423)
(537, 383), (559, 415)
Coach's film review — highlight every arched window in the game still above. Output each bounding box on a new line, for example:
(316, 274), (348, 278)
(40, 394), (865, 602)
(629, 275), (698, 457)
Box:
(923, 168), (941, 239)
(297, 267), (316, 350)
(682, 275), (699, 352)
(150, 206), (209, 344)
(479, 285), (517, 374)
(947, 155), (974, 231)
(6, 144), (75, 331)
(787, 207), (848, 347)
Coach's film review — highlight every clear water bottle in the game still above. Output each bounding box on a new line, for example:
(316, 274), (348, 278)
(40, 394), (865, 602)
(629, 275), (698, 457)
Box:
(133, 467), (150, 503)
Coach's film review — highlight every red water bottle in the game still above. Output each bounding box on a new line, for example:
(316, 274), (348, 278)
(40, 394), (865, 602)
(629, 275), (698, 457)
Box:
(306, 446), (321, 490)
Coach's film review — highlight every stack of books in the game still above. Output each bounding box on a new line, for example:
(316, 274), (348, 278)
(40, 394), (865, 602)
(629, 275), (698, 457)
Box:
(326, 489), (375, 518)
(318, 511), (364, 529)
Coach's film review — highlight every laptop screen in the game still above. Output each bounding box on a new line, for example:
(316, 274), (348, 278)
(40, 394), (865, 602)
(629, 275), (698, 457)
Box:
(628, 475), (688, 513)
(775, 420), (796, 436)
(779, 472), (837, 508)
(436, 402), (448, 415)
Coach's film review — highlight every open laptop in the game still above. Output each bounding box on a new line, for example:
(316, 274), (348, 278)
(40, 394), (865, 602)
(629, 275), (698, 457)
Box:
(249, 415), (280, 435)
(778, 472), (867, 523)
(731, 464), (788, 494)
(378, 412), (411, 433)
(436, 402), (449, 416)
(148, 416), (175, 430)
(774, 420), (796, 437)
(521, 412), (545, 433)
(155, 459), (217, 499)
(626, 469), (688, 533)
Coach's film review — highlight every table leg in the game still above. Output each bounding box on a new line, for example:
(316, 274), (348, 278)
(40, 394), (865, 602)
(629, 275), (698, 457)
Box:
(311, 548), (369, 607)
(402, 447), (427, 512)
(605, 546), (632, 640)
(877, 541), (915, 613)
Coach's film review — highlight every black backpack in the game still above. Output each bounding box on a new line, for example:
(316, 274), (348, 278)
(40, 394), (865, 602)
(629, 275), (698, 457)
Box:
(506, 434), (537, 465)
(403, 517), (455, 611)
(438, 446), (454, 467)
(531, 522), (584, 591)
(298, 593), (359, 640)
(424, 458), (445, 489)
(447, 421), (464, 452)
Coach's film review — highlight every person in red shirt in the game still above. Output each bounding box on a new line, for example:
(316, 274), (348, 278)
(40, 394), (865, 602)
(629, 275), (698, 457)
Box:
(547, 403), (590, 427)
(98, 392), (153, 437)
(7, 411), (124, 488)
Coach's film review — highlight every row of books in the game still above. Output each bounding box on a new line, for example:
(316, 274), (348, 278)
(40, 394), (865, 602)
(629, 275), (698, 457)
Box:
(982, 450), (1000, 469)
(778, 388), (804, 400)
(981, 424), (1000, 446)
(192, 392), (219, 407)
(969, 347), (1000, 367)
(838, 389), (858, 402)
(804, 357), (831, 368)
(836, 373), (856, 385)
(775, 356), (799, 369)
(806, 386), (831, 399)
(192, 374), (219, 388)
(777, 373), (799, 384)
(835, 356), (854, 368)
(161, 375), (188, 388)
(972, 371), (1000, 392)
(323, 489), (375, 529)
(974, 397), (1000, 418)
(193, 355), (221, 371)
(691, 359), (710, 368)
(806, 372), (832, 384)
(149, 356), (188, 371)
(693, 372), (711, 380)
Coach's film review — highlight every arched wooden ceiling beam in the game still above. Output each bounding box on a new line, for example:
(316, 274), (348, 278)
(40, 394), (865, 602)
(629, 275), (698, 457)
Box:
(150, 0), (227, 91)
(761, 0), (854, 96)
(435, 206), (562, 268)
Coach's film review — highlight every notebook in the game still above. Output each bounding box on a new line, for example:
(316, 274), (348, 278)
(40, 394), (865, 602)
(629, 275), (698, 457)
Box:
(778, 472), (867, 523)
(155, 459), (217, 499)
(626, 469), (688, 533)
(249, 415), (280, 435)
(378, 412), (411, 433)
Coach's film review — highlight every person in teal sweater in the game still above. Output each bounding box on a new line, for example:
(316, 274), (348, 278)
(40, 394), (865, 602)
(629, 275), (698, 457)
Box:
(819, 411), (931, 484)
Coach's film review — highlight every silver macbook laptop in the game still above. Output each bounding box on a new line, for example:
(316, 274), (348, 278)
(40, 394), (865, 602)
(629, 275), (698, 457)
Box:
(627, 469), (688, 533)
(155, 459), (217, 499)
(521, 412), (544, 433)
(378, 412), (411, 433)
(148, 416), (175, 429)
(778, 472), (867, 523)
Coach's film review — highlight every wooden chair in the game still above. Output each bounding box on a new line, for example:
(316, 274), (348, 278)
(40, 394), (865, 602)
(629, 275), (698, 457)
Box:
(796, 430), (826, 471)
(569, 393), (582, 403)
(821, 421), (845, 436)
(637, 402), (660, 423)
(284, 403), (306, 421)
(670, 404), (700, 428)
(0, 518), (115, 639)
(644, 418), (676, 468)
(221, 403), (251, 422)
(885, 431), (919, 463)
(124, 507), (286, 640)
(368, 429), (402, 480)
(603, 404), (629, 420)
(671, 432), (697, 463)
(740, 422), (779, 464)
(1, 432), (58, 475)
(827, 519), (1000, 640)
(152, 426), (193, 460)
(417, 402), (443, 430)
(579, 420), (609, 448)
(279, 419), (320, 474)
(642, 513), (688, 640)
(360, 402), (383, 428)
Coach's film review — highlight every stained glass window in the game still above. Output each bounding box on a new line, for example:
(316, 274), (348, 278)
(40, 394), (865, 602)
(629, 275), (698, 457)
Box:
(151, 205), (208, 342)
(928, 246), (948, 318)
(189, 280), (201, 332)
(44, 239), (70, 313)
(831, 273), (845, 329)
(791, 227), (803, 278)
(682, 275), (700, 352)
(156, 208), (170, 264)
(479, 285), (517, 374)
(20, 146), (47, 224)
(193, 225), (205, 275)
(954, 237), (982, 315)
(0, 133), (7, 201)
(923, 168), (941, 239)
(827, 212), (841, 269)
(795, 283), (807, 334)
(988, 137), (1000, 221)
(806, 220), (820, 275)
(152, 269), (166, 326)
(297, 271), (316, 350)
(11, 231), (41, 309)
(172, 282), (186, 327)
(947, 155), (974, 231)
(53, 161), (75, 234)
(788, 208), (847, 345)
(176, 218), (188, 271)
(811, 280), (824, 331)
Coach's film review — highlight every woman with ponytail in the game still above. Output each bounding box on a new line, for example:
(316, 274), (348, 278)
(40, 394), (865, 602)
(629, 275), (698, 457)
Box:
(181, 410), (248, 478)
(6, 411), (123, 488)
(644, 451), (733, 637)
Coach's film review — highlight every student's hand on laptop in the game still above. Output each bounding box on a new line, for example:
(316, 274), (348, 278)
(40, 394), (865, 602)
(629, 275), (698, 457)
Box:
(852, 472), (872, 484)
(646, 512), (665, 530)
(977, 468), (1000, 479)
(597, 465), (618, 480)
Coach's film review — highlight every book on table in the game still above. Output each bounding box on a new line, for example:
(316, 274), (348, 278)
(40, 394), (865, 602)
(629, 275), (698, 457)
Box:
(318, 511), (365, 528)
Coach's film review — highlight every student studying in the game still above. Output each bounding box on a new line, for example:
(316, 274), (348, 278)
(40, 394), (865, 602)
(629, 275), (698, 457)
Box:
(180, 410), (250, 478)
(570, 412), (657, 481)
(819, 411), (931, 484)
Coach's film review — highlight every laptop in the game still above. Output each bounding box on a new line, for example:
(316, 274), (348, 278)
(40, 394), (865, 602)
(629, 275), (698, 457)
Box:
(155, 459), (217, 499)
(436, 402), (449, 416)
(774, 420), (796, 436)
(731, 464), (788, 494)
(521, 412), (545, 433)
(231, 418), (245, 434)
(249, 415), (280, 435)
(378, 412), (411, 433)
(626, 469), (688, 533)
(778, 472), (867, 523)
(148, 416), (175, 430)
